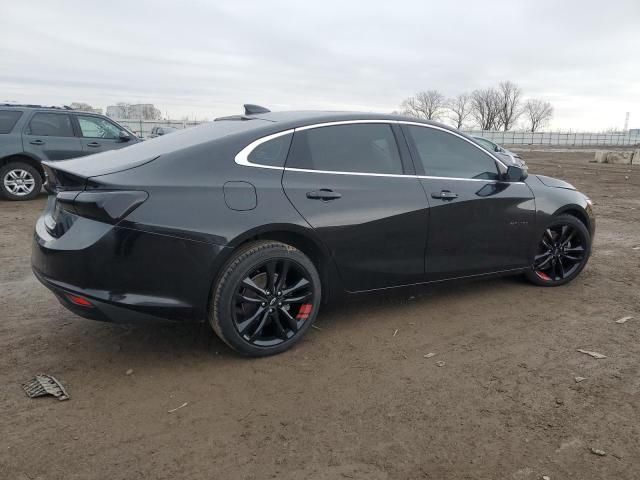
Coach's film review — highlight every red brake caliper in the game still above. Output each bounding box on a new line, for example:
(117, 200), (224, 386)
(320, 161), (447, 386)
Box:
(536, 271), (552, 281)
(296, 304), (313, 320)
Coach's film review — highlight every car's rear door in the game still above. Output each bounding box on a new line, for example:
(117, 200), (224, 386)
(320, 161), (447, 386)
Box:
(22, 112), (83, 161)
(402, 123), (535, 280)
(75, 114), (130, 154)
(282, 121), (428, 292)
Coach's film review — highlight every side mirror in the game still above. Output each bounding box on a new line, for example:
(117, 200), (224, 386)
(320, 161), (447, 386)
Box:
(494, 145), (501, 152)
(119, 131), (131, 142)
(504, 165), (528, 182)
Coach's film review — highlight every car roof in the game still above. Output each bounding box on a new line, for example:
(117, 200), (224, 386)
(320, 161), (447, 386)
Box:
(0, 104), (74, 111)
(218, 110), (460, 135)
(0, 104), (110, 118)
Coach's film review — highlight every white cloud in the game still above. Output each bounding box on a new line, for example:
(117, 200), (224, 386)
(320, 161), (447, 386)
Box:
(2, 0), (639, 129)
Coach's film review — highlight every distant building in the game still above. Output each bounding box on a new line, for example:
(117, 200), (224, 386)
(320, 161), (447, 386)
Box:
(106, 103), (161, 120)
(630, 128), (640, 135)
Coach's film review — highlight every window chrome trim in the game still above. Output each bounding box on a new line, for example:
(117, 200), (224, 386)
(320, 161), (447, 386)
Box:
(295, 119), (395, 131)
(284, 167), (410, 178)
(234, 128), (294, 170)
(233, 119), (507, 174)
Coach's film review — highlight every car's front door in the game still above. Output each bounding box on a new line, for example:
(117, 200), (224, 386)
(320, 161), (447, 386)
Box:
(402, 124), (535, 280)
(75, 115), (130, 154)
(22, 112), (83, 161)
(282, 122), (428, 292)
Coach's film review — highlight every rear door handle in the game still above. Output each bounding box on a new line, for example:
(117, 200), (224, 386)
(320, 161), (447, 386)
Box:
(87, 142), (101, 147)
(30, 140), (45, 145)
(306, 189), (342, 201)
(431, 190), (459, 200)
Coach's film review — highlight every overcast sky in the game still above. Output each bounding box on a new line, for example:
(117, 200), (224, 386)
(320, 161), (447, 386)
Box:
(2, 0), (639, 130)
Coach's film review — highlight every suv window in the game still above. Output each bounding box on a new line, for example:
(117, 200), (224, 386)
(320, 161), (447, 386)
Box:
(407, 126), (499, 180)
(0, 110), (23, 134)
(27, 113), (74, 137)
(287, 124), (403, 174)
(248, 133), (292, 167)
(77, 115), (121, 139)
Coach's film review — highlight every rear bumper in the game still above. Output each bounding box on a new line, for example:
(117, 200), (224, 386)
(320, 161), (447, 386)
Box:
(32, 214), (229, 324)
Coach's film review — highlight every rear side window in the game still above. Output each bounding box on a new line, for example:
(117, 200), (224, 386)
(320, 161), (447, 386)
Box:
(0, 110), (23, 134)
(407, 126), (499, 180)
(287, 124), (403, 174)
(248, 133), (292, 167)
(27, 113), (74, 137)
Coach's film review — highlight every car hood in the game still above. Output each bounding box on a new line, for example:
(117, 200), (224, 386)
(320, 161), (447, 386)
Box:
(536, 174), (576, 190)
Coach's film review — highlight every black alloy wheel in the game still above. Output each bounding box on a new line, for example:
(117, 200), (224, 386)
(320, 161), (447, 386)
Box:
(233, 258), (314, 346)
(526, 214), (591, 286)
(210, 241), (321, 356)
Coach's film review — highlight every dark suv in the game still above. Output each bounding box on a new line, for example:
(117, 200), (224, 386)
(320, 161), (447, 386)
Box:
(0, 105), (138, 200)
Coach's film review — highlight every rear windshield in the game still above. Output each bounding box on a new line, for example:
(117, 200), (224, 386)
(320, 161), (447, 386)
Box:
(0, 110), (23, 134)
(47, 118), (272, 178)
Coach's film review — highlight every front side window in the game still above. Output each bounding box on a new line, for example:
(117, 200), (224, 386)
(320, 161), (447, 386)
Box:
(287, 124), (403, 175)
(408, 126), (499, 180)
(474, 137), (497, 152)
(77, 115), (121, 139)
(0, 110), (23, 134)
(27, 113), (74, 137)
(247, 133), (292, 167)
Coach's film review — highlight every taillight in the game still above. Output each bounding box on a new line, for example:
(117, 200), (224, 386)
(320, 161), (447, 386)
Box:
(57, 190), (148, 224)
(66, 293), (93, 308)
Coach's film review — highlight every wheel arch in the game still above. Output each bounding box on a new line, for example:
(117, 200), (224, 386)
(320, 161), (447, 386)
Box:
(553, 205), (591, 232)
(0, 154), (45, 180)
(214, 224), (341, 307)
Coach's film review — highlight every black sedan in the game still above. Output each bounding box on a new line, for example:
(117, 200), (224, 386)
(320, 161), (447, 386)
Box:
(32, 106), (595, 356)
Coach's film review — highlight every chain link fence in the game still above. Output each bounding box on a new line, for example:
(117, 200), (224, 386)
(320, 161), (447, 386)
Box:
(114, 118), (640, 146)
(463, 130), (640, 147)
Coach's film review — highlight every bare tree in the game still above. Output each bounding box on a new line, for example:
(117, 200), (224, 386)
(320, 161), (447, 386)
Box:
(69, 102), (102, 114)
(447, 93), (472, 130)
(523, 99), (553, 132)
(401, 90), (447, 121)
(496, 81), (522, 131)
(470, 88), (501, 130)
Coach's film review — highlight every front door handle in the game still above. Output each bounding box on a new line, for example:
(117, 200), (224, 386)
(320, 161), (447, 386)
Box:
(87, 142), (101, 147)
(30, 139), (45, 145)
(306, 189), (342, 201)
(431, 190), (459, 201)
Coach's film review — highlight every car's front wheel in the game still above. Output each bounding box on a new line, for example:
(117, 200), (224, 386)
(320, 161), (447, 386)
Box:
(0, 162), (42, 201)
(210, 241), (321, 356)
(525, 214), (591, 286)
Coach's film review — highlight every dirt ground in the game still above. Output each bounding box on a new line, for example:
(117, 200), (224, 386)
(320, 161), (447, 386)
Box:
(1, 150), (639, 480)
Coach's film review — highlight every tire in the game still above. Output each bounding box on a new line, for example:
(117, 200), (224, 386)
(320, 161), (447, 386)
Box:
(209, 240), (322, 356)
(525, 214), (591, 287)
(0, 162), (43, 201)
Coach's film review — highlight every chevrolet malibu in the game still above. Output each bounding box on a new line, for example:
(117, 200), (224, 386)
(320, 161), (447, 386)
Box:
(32, 106), (595, 356)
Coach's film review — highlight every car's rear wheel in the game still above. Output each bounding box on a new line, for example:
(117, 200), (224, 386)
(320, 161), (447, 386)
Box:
(0, 162), (42, 201)
(210, 241), (321, 356)
(525, 214), (591, 286)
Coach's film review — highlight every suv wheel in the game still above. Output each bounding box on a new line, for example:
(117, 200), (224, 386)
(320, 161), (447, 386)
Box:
(0, 162), (42, 201)
(210, 241), (321, 356)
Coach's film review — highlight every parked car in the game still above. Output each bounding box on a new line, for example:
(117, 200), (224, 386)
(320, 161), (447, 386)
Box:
(472, 136), (525, 166)
(148, 126), (179, 138)
(32, 106), (595, 357)
(0, 105), (139, 200)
